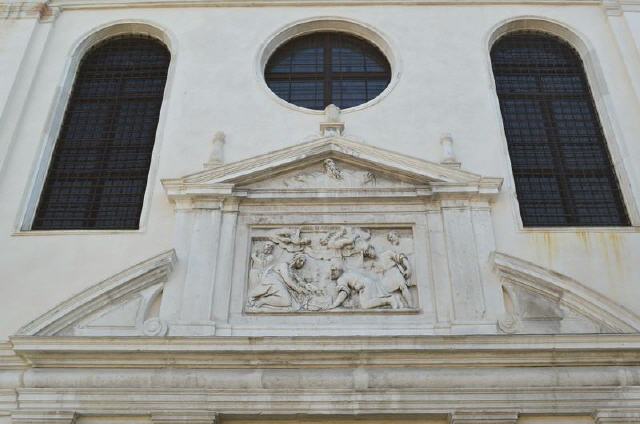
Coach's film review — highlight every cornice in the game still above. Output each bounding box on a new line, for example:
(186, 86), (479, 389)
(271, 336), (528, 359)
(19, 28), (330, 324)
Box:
(0, 2), (58, 20)
(0, 1), (40, 18)
(7, 0), (638, 22)
(0, 342), (27, 369)
(493, 252), (640, 333)
(9, 334), (640, 368)
(16, 250), (176, 337)
(45, 0), (603, 10)
(9, 0), (640, 20)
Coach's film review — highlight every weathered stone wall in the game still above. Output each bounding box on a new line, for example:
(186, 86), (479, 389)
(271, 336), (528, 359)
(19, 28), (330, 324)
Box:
(1, 1), (640, 339)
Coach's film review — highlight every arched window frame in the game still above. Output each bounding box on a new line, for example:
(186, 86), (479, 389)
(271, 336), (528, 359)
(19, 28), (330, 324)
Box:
(486, 18), (639, 229)
(20, 22), (175, 233)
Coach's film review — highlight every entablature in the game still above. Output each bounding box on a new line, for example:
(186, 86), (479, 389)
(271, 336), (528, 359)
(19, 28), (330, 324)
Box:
(7, 333), (640, 369)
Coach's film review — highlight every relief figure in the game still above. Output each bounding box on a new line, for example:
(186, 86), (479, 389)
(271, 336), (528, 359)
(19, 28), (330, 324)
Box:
(376, 250), (413, 308)
(280, 160), (382, 188)
(249, 241), (275, 286)
(319, 226), (371, 256)
(323, 159), (343, 180)
(268, 228), (311, 252)
(329, 260), (405, 310)
(248, 253), (320, 309)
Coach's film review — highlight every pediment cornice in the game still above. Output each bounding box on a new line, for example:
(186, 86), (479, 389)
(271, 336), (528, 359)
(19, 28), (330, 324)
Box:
(162, 136), (502, 204)
(7, 334), (640, 368)
(16, 250), (177, 336)
(493, 252), (640, 333)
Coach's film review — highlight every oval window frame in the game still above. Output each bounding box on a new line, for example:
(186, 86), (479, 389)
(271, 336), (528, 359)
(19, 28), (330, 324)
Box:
(257, 18), (400, 114)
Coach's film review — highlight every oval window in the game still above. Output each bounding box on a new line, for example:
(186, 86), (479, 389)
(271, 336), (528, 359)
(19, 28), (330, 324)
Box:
(264, 32), (391, 110)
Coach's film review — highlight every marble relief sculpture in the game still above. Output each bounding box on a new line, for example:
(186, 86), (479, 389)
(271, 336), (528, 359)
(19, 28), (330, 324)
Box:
(267, 228), (311, 252)
(246, 226), (417, 312)
(248, 253), (322, 309)
(281, 159), (383, 188)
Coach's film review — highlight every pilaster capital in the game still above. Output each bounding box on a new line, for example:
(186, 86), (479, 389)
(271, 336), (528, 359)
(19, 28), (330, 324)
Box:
(11, 411), (77, 424)
(151, 411), (217, 424)
(450, 411), (518, 424)
(594, 409), (640, 423)
(602, 0), (623, 15)
(222, 197), (241, 213)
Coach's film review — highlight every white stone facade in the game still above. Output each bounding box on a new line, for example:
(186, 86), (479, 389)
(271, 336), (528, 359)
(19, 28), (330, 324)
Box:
(1, 0), (640, 422)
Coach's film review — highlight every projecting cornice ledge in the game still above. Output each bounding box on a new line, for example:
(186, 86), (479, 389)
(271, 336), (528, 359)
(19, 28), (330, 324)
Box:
(6, 0), (640, 21)
(42, 0), (607, 12)
(7, 334), (640, 368)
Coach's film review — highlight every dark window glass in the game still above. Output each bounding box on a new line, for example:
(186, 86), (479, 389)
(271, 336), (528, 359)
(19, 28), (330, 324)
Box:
(490, 31), (629, 226)
(264, 32), (391, 110)
(32, 35), (170, 230)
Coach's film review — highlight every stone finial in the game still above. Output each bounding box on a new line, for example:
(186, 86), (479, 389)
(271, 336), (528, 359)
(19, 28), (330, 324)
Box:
(204, 131), (226, 169)
(320, 104), (344, 136)
(325, 104), (340, 122)
(440, 133), (460, 167)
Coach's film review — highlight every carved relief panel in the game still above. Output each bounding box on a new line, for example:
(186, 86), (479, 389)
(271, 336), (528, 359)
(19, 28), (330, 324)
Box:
(245, 226), (417, 313)
(245, 158), (417, 191)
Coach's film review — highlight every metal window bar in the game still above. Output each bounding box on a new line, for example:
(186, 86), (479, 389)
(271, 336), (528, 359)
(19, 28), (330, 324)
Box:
(264, 32), (391, 110)
(32, 35), (170, 230)
(491, 31), (629, 227)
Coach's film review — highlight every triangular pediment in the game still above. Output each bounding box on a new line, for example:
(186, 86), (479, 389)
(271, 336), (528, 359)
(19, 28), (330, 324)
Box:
(162, 136), (502, 202)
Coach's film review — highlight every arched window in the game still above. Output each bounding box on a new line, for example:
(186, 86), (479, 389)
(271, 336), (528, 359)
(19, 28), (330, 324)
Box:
(33, 35), (170, 230)
(264, 32), (391, 110)
(491, 31), (629, 226)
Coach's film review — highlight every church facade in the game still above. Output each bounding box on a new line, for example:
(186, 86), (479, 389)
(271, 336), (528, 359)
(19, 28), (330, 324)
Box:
(1, 0), (640, 422)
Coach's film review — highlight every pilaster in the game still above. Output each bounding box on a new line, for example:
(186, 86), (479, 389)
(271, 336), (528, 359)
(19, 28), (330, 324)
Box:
(171, 200), (223, 335)
(159, 201), (195, 322)
(426, 207), (454, 328)
(604, 0), (640, 105)
(441, 199), (486, 321)
(210, 198), (240, 324)
(0, 4), (56, 183)
(470, 200), (504, 321)
(180, 201), (222, 322)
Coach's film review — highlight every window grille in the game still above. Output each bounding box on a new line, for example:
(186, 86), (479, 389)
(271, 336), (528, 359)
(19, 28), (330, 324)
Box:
(491, 31), (629, 226)
(32, 35), (170, 230)
(264, 32), (391, 110)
